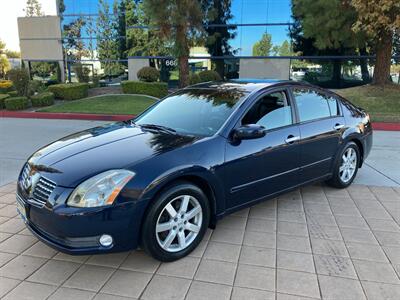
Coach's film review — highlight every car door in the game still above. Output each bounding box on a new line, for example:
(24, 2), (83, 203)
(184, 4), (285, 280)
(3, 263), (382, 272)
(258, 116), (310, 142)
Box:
(223, 88), (302, 210)
(291, 87), (345, 182)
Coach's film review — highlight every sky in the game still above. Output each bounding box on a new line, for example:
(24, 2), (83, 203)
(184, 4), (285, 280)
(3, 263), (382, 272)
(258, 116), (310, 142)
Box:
(0, 0), (56, 51)
(1, 0), (292, 55)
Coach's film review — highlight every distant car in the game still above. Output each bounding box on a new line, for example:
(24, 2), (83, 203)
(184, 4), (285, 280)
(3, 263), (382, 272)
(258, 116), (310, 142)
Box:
(16, 79), (373, 261)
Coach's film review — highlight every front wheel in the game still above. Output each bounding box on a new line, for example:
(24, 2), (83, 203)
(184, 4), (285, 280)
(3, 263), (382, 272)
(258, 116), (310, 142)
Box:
(141, 181), (210, 262)
(327, 141), (360, 188)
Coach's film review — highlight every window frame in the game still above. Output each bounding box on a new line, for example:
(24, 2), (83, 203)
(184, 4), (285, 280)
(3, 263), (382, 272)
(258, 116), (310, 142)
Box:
(236, 87), (297, 133)
(289, 86), (343, 125)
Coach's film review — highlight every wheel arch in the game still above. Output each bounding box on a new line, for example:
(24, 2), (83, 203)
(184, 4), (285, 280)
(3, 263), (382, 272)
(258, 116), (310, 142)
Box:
(140, 169), (220, 230)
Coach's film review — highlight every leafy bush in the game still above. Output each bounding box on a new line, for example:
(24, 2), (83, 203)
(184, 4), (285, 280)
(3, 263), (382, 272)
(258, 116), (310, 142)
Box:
(121, 81), (168, 98)
(74, 63), (90, 83)
(0, 80), (13, 93)
(303, 71), (319, 84)
(7, 91), (18, 97)
(28, 80), (46, 96)
(0, 94), (10, 109)
(137, 67), (160, 82)
(198, 70), (222, 82)
(7, 68), (30, 96)
(48, 83), (89, 100)
(4, 96), (30, 110)
(189, 73), (201, 85)
(31, 92), (55, 107)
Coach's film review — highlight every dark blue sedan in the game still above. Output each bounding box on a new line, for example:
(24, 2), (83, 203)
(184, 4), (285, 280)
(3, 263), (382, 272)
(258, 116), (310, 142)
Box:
(16, 79), (373, 261)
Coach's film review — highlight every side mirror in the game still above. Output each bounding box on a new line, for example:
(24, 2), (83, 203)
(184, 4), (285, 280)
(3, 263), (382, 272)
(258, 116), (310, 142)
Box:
(232, 124), (266, 140)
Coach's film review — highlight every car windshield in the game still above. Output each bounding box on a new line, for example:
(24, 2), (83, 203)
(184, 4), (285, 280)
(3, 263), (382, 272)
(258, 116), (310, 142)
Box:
(134, 88), (248, 136)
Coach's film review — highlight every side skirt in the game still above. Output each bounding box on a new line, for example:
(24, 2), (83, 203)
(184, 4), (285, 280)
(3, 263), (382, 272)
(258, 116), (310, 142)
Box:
(216, 173), (332, 220)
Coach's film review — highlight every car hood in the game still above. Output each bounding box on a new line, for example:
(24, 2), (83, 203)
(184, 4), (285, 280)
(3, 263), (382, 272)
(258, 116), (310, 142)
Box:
(27, 122), (199, 187)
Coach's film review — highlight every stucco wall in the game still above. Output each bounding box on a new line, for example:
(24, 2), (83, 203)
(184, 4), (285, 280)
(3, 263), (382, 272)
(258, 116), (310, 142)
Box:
(18, 16), (63, 61)
(239, 59), (291, 80)
(128, 58), (149, 80)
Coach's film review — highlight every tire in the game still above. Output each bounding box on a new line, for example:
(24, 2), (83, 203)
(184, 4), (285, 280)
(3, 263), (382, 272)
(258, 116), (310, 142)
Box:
(327, 141), (360, 189)
(141, 181), (210, 262)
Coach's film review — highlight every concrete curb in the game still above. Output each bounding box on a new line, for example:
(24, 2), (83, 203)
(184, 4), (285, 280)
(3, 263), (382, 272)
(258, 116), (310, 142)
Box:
(0, 111), (134, 121)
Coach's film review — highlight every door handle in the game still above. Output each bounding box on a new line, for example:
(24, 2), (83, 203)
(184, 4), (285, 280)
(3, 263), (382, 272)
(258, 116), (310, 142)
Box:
(285, 135), (300, 144)
(333, 124), (344, 130)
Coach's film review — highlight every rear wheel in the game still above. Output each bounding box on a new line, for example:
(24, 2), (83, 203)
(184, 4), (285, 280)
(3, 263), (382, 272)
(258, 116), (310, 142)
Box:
(327, 141), (360, 188)
(141, 181), (210, 261)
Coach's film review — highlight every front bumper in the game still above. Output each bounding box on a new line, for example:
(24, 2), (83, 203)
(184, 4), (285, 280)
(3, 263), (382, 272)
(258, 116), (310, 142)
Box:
(16, 189), (147, 255)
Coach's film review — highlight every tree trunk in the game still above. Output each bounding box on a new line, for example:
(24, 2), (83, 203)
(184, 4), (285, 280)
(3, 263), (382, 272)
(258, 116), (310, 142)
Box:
(332, 60), (342, 88)
(178, 55), (189, 87)
(359, 47), (370, 83)
(214, 59), (225, 79)
(373, 33), (393, 86)
(176, 25), (190, 88)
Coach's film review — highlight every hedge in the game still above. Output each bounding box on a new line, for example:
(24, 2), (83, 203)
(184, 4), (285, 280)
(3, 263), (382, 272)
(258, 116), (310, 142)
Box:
(0, 80), (13, 94)
(121, 81), (168, 98)
(198, 70), (222, 82)
(7, 91), (18, 97)
(0, 94), (10, 109)
(137, 67), (160, 82)
(4, 96), (30, 110)
(48, 83), (89, 100)
(31, 92), (55, 107)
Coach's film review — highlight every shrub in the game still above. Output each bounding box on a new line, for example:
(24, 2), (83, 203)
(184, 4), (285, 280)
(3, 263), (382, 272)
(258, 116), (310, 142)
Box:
(7, 68), (30, 96)
(48, 83), (89, 100)
(0, 94), (10, 109)
(4, 96), (30, 110)
(189, 73), (201, 85)
(28, 80), (46, 96)
(137, 67), (160, 82)
(121, 81), (168, 98)
(31, 92), (55, 107)
(198, 70), (222, 82)
(7, 91), (18, 97)
(0, 80), (13, 93)
(74, 63), (90, 83)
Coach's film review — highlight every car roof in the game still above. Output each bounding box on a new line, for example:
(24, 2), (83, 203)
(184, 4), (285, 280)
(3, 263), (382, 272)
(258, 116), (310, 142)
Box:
(185, 79), (305, 93)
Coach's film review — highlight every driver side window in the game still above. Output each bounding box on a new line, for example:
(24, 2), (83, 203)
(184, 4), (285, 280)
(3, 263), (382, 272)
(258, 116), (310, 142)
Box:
(242, 90), (293, 130)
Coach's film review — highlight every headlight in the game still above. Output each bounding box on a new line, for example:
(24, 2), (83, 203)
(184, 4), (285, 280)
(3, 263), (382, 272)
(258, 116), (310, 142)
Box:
(67, 170), (135, 208)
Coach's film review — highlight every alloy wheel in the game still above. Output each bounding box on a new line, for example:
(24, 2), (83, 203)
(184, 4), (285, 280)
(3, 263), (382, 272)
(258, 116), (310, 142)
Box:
(155, 195), (203, 252)
(339, 147), (357, 183)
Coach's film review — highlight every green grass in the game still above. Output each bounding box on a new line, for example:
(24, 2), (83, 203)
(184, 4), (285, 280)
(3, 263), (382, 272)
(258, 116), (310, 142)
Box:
(336, 84), (400, 122)
(39, 94), (156, 115)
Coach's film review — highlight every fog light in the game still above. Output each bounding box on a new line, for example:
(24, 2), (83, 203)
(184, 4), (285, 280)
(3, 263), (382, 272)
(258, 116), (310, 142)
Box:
(99, 234), (113, 247)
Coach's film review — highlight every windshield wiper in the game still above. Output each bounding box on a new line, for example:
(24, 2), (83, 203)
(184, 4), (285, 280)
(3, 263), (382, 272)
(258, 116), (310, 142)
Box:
(139, 124), (177, 134)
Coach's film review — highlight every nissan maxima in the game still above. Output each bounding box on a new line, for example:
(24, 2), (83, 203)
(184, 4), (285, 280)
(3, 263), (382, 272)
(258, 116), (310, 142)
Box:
(16, 79), (372, 261)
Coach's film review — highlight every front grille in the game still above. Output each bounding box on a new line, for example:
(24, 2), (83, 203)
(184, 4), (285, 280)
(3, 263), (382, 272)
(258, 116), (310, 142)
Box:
(21, 163), (31, 184)
(30, 177), (57, 207)
(21, 164), (57, 207)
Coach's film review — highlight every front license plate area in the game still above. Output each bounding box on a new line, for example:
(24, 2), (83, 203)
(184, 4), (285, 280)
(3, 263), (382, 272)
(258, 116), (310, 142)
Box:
(16, 196), (27, 223)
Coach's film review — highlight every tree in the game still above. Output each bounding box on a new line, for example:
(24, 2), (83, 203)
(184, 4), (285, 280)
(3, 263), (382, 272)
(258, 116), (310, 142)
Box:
(5, 50), (21, 58)
(97, 0), (124, 77)
(291, 0), (369, 86)
(272, 40), (292, 56)
(63, 17), (87, 60)
(0, 56), (10, 78)
(201, 0), (237, 78)
(24, 0), (43, 17)
(351, 0), (400, 85)
(252, 33), (273, 56)
(143, 0), (204, 87)
(0, 40), (5, 55)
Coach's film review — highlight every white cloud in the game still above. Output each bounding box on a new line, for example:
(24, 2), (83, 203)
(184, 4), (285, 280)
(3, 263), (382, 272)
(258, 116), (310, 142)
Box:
(0, 0), (57, 51)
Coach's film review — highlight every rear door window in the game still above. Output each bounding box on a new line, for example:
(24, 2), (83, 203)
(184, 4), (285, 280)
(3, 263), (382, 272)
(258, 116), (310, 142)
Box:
(293, 88), (332, 122)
